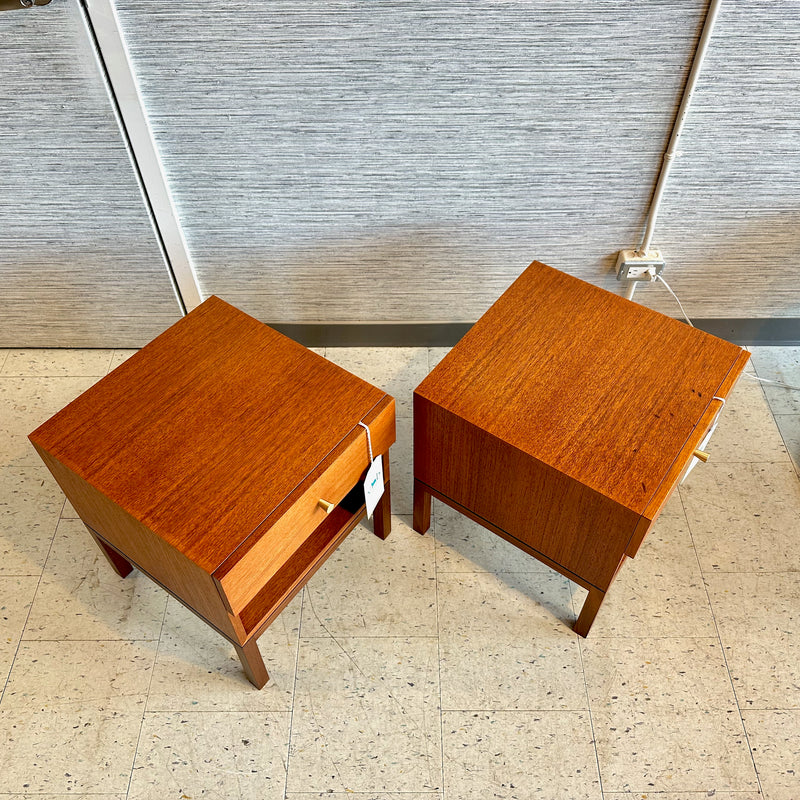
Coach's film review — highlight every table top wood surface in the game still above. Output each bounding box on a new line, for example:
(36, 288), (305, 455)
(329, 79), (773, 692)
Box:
(30, 296), (387, 572)
(415, 261), (747, 516)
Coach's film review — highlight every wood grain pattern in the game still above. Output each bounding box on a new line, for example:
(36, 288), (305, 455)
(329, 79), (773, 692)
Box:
(415, 262), (746, 516)
(30, 296), (387, 573)
(0, 0), (181, 347)
(414, 399), (641, 591)
(413, 261), (748, 632)
(238, 494), (372, 639)
(85, 526), (134, 579)
(32, 440), (240, 640)
(233, 639), (269, 689)
(625, 347), (750, 558)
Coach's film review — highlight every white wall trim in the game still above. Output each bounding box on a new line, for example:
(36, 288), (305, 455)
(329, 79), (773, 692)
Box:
(81, 0), (203, 312)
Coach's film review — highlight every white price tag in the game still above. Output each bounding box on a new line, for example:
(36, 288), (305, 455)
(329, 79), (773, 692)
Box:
(364, 454), (384, 519)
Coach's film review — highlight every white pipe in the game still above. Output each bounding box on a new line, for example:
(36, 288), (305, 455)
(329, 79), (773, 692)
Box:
(637, 0), (724, 255)
(625, 281), (637, 301)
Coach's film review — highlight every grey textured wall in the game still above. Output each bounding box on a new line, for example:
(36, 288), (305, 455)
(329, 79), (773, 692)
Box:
(0, 1), (181, 347)
(113, 0), (800, 324)
(112, 0), (699, 322)
(656, 1), (800, 318)
(3, 1), (799, 345)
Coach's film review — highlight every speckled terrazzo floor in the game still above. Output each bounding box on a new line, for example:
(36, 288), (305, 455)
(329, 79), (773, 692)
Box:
(1, 345), (798, 800)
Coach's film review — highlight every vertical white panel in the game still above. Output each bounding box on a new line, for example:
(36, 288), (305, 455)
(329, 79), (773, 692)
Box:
(84, 0), (203, 310)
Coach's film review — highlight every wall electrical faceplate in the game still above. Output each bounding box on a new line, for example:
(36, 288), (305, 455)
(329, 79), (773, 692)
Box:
(0, 0), (51, 9)
(616, 249), (666, 282)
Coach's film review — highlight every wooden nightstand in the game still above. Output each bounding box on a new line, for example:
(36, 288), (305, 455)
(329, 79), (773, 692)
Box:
(413, 261), (748, 635)
(29, 296), (395, 688)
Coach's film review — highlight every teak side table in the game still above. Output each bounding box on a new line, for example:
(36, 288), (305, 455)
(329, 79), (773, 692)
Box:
(413, 261), (748, 635)
(29, 296), (395, 688)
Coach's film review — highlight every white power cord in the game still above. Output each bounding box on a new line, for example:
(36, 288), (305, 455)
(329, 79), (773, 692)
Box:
(650, 270), (800, 392)
(740, 348), (800, 391)
(653, 273), (693, 327)
(742, 373), (800, 391)
(629, 271), (800, 392)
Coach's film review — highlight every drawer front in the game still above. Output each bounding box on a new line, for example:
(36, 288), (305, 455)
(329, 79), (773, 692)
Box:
(626, 395), (731, 558)
(217, 400), (394, 614)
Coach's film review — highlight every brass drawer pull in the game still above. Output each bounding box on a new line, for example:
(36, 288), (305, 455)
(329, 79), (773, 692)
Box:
(318, 499), (335, 514)
(693, 449), (710, 463)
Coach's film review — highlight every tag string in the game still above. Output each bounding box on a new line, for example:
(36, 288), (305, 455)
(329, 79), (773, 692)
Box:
(357, 421), (374, 463)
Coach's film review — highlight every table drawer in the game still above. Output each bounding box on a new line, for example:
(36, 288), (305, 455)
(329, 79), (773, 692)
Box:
(626, 388), (736, 559)
(216, 400), (395, 615)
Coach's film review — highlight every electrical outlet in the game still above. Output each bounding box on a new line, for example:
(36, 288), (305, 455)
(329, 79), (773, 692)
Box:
(616, 249), (666, 281)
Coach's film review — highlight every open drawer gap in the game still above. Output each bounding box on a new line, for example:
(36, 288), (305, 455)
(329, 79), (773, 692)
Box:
(238, 483), (367, 636)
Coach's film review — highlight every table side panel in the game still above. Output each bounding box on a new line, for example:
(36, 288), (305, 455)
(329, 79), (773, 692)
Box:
(414, 394), (640, 591)
(215, 397), (395, 613)
(31, 442), (239, 640)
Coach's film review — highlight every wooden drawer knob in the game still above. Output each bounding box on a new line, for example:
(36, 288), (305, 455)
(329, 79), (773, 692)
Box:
(318, 499), (335, 514)
(693, 449), (710, 463)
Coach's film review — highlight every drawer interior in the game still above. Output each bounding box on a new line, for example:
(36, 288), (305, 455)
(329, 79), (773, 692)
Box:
(237, 483), (367, 638)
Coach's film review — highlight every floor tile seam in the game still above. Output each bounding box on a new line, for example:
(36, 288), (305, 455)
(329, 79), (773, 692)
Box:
(0, 572), (50, 579)
(580, 633), (739, 643)
(601, 785), (760, 796)
(297, 635), (440, 641)
(703, 458), (793, 465)
(0, 350), (8, 373)
(678, 489), (764, 797)
(440, 706), (591, 713)
(576, 633), (606, 797)
(582, 634), (719, 643)
(128, 592), (170, 796)
(139, 708), (294, 716)
(284, 588), (305, 799)
(0, 513), (60, 706)
(431, 502), (446, 797)
(739, 705), (800, 712)
(702, 570), (800, 576)
(761, 408), (800, 481)
(298, 634), (440, 639)
(587, 703), (746, 715)
(1, 372), (110, 378)
(749, 358), (789, 419)
(433, 568), (559, 574)
(16, 637), (162, 643)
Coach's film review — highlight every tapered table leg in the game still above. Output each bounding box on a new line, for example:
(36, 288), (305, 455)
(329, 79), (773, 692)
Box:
(370, 455), (392, 540)
(234, 639), (269, 689)
(573, 586), (606, 637)
(85, 526), (134, 578)
(413, 479), (431, 535)
(372, 489), (392, 541)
